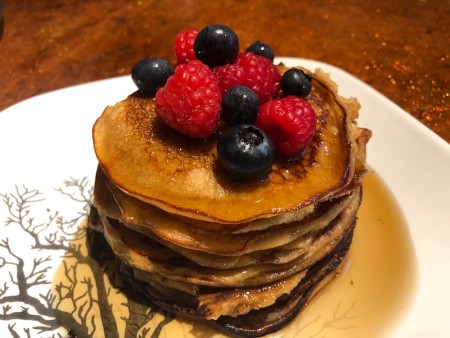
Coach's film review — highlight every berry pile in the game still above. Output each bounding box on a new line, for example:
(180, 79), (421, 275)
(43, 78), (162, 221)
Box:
(131, 24), (316, 179)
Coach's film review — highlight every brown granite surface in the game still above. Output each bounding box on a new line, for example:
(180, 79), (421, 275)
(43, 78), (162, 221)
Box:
(0, 0), (448, 142)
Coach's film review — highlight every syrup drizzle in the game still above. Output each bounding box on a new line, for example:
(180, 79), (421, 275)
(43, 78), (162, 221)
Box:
(280, 168), (418, 338)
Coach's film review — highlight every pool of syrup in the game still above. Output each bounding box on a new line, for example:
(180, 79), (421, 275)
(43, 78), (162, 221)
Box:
(276, 168), (418, 338)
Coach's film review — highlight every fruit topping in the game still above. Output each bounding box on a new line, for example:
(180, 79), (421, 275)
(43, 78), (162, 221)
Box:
(214, 52), (281, 103)
(245, 41), (275, 62)
(255, 96), (316, 158)
(217, 124), (275, 179)
(222, 85), (260, 125)
(156, 60), (222, 138)
(132, 25), (318, 178)
(280, 68), (312, 98)
(174, 27), (199, 64)
(131, 58), (174, 96)
(194, 24), (239, 67)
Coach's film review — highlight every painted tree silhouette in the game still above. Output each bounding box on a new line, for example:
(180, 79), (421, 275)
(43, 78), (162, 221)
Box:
(0, 177), (173, 338)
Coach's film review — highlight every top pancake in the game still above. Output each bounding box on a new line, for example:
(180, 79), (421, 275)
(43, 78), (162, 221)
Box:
(93, 66), (365, 223)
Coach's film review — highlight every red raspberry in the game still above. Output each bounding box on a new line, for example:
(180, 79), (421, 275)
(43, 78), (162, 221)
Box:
(174, 27), (199, 64)
(156, 60), (222, 138)
(255, 96), (316, 158)
(213, 52), (281, 103)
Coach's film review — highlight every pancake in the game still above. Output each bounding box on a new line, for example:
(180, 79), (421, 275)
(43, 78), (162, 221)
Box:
(99, 199), (358, 287)
(93, 166), (357, 259)
(119, 226), (353, 337)
(93, 66), (367, 224)
(89, 63), (371, 337)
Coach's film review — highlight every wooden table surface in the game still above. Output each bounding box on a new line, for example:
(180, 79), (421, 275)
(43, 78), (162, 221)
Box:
(1, 0), (449, 142)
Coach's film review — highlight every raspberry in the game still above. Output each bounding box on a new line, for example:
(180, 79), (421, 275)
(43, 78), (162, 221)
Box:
(214, 52), (281, 103)
(174, 28), (199, 64)
(255, 96), (316, 158)
(156, 60), (222, 138)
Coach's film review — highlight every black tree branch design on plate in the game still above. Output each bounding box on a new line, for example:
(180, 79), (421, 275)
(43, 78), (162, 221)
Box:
(0, 178), (173, 338)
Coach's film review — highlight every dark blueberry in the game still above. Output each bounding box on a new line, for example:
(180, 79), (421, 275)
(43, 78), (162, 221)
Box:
(280, 68), (312, 98)
(217, 124), (275, 179)
(222, 86), (260, 125)
(131, 58), (174, 96)
(194, 24), (239, 67)
(246, 41), (275, 62)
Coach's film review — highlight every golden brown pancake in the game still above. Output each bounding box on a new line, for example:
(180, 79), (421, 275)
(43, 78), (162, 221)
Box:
(93, 166), (357, 259)
(100, 207), (357, 287)
(116, 226), (354, 337)
(93, 66), (368, 224)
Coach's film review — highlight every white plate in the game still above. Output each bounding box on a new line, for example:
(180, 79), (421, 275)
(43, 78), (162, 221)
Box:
(0, 57), (449, 338)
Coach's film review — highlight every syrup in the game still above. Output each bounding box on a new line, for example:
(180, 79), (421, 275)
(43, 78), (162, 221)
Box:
(279, 168), (418, 338)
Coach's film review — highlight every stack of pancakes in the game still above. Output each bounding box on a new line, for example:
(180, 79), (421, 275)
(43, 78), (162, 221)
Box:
(89, 65), (371, 337)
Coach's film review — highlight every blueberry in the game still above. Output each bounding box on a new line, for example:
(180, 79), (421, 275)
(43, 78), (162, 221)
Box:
(246, 41), (275, 62)
(194, 24), (239, 67)
(222, 86), (260, 125)
(131, 58), (174, 96)
(217, 124), (275, 179)
(280, 68), (312, 98)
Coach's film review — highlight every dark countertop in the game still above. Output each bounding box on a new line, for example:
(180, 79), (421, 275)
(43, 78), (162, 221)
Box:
(1, 0), (448, 142)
